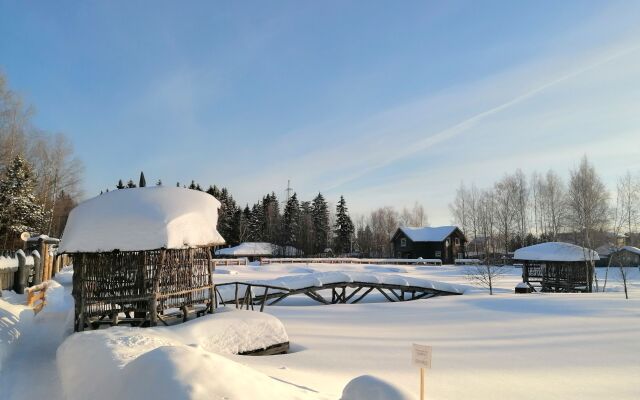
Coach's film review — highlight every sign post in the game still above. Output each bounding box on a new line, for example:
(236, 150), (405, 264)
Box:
(412, 344), (432, 400)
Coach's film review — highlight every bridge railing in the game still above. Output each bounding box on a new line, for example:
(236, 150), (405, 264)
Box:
(260, 257), (442, 266)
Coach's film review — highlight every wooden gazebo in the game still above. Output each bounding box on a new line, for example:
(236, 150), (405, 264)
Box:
(59, 187), (226, 331)
(514, 242), (599, 293)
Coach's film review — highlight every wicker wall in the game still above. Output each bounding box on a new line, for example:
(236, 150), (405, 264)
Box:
(73, 247), (214, 331)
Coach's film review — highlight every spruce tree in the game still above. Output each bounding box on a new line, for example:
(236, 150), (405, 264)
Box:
(139, 171), (146, 187)
(333, 195), (354, 255)
(311, 192), (330, 254)
(263, 192), (281, 244)
(0, 156), (48, 245)
(156, 179), (162, 186)
(116, 179), (125, 189)
(281, 193), (300, 247)
(299, 200), (314, 256)
(126, 179), (136, 188)
(248, 202), (265, 241)
(188, 180), (197, 190)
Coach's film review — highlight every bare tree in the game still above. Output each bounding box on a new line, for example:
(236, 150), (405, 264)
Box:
(494, 174), (519, 256)
(465, 261), (508, 295)
(369, 207), (399, 257)
(400, 201), (428, 227)
(539, 170), (566, 240)
(566, 156), (609, 292)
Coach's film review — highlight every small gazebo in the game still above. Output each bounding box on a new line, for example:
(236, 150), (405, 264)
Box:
(514, 242), (599, 293)
(59, 187), (226, 331)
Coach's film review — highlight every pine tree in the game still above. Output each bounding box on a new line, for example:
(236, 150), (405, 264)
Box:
(126, 179), (136, 188)
(311, 192), (330, 254)
(116, 179), (125, 189)
(281, 193), (300, 247)
(0, 156), (48, 246)
(333, 195), (354, 255)
(139, 171), (146, 187)
(188, 180), (197, 190)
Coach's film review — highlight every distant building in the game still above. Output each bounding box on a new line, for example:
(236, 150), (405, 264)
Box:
(215, 242), (303, 261)
(390, 226), (466, 264)
(611, 246), (640, 267)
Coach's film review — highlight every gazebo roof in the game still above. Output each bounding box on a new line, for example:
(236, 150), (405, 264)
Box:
(59, 187), (225, 253)
(514, 242), (599, 262)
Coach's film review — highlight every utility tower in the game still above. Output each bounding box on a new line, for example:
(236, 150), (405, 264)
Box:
(285, 179), (293, 203)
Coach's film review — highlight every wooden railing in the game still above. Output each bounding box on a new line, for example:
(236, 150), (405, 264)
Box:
(26, 282), (48, 315)
(260, 257), (443, 266)
(213, 258), (248, 267)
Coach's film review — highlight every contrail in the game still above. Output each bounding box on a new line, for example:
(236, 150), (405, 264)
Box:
(324, 44), (640, 192)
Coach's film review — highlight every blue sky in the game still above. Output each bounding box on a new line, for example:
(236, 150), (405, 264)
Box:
(1, 1), (640, 224)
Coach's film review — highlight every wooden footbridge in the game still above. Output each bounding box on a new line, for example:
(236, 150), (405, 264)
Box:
(214, 272), (463, 311)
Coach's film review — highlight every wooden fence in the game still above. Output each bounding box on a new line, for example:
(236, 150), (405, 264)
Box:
(0, 250), (38, 294)
(260, 257), (442, 266)
(213, 258), (248, 267)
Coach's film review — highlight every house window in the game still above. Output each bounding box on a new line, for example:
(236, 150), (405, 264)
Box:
(435, 251), (441, 258)
(400, 238), (407, 247)
(455, 237), (460, 246)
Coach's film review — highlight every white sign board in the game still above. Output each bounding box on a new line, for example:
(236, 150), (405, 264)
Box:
(412, 344), (432, 369)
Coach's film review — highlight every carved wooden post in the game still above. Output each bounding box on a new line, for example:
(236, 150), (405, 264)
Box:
(13, 250), (27, 294)
(32, 249), (42, 285)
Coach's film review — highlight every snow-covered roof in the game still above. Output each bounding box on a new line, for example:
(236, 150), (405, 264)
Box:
(621, 246), (640, 256)
(215, 242), (301, 257)
(398, 226), (459, 242)
(216, 242), (276, 257)
(59, 187), (225, 253)
(513, 242), (600, 262)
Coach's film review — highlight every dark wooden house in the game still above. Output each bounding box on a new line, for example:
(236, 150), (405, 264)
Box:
(514, 242), (599, 293)
(59, 187), (226, 331)
(390, 226), (466, 264)
(611, 246), (640, 267)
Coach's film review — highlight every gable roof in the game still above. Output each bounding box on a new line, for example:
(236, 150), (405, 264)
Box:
(620, 246), (640, 256)
(396, 226), (460, 242)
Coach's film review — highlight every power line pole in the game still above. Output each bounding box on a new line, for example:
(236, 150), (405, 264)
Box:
(285, 179), (293, 203)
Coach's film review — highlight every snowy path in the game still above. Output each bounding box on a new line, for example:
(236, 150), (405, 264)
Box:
(0, 281), (72, 400)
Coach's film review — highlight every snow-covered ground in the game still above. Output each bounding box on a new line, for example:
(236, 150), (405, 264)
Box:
(1, 262), (639, 400)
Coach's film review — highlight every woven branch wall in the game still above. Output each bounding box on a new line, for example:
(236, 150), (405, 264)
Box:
(72, 247), (213, 331)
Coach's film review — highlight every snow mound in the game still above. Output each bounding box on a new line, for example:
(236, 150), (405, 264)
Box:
(59, 186), (225, 253)
(514, 242), (599, 262)
(57, 312), (312, 400)
(341, 375), (413, 400)
(163, 309), (289, 354)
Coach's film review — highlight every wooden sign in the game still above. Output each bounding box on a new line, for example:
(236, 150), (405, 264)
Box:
(412, 343), (432, 369)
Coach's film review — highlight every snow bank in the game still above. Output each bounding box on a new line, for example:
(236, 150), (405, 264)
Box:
(341, 375), (413, 400)
(59, 186), (225, 253)
(514, 242), (599, 262)
(57, 310), (315, 400)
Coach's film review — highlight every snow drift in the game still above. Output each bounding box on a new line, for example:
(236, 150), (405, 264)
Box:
(59, 186), (226, 253)
(56, 309), (317, 400)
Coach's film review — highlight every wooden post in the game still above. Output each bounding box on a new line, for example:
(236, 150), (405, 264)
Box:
(207, 248), (215, 314)
(420, 367), (425, 400)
